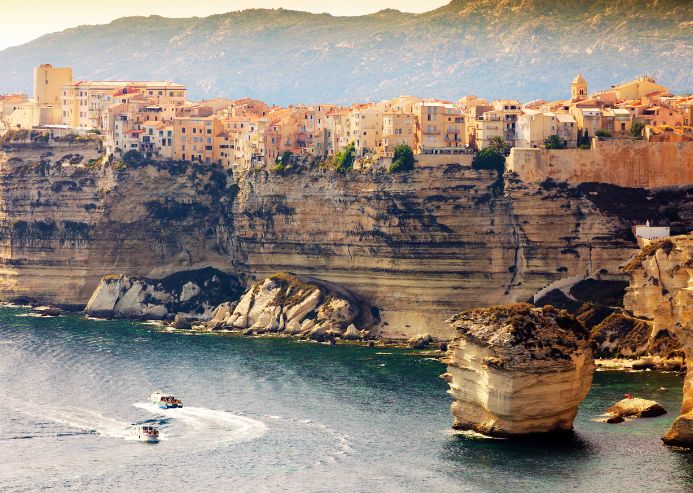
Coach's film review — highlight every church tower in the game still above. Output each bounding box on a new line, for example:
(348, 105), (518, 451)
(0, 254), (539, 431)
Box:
(571, 74), (587, 101)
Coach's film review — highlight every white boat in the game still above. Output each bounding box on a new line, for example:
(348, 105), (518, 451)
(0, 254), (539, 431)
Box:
(130, 425), (159, 443)
(149, 391), (183, 409)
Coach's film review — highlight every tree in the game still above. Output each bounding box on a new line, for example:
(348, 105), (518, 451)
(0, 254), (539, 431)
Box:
(582, 129), (590, 146)
(488, 135), (510, 155)
(472, 147), (505, 173)
(388, 144), (415, 173)
(577, 129), (584, 146)
(630, 119), (646, 139)
(544, 134), (566, 149)
(280, 150), (292, 165)
(595, 129), (612, 138)
(334, 142), (355, 173)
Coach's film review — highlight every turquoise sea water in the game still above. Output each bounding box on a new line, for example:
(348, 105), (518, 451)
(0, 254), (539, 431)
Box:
(0, 306), (691, 492)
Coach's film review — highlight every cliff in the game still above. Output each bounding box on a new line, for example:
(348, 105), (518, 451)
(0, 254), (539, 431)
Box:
(623, 234), (693, 447)
(442, 304), (595, 436)
(0, 142), (691, 338)
(0, 142), (235, 307)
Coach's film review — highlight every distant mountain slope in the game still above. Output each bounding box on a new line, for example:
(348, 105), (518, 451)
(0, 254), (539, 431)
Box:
(0, 0), (690, 104)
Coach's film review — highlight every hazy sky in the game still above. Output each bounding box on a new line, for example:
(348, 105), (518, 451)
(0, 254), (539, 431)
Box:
(0, 1), (449, 50)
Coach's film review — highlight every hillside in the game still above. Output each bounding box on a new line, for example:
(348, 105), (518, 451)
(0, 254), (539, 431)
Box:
(0, 0), (691, 104)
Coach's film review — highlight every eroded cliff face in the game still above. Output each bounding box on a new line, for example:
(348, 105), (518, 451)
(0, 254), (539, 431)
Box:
(231, 169), (644, 337)
(623, 234), (693, 447)
(0, 142), (688, 339)
(0, 142), (235, 306)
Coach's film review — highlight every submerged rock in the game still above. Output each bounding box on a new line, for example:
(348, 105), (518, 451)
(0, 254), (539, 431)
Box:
(85, 267), (242, 320)
(205, 272), (377, 339)
(606, 397), (666, 418)
(407, 333), (433, 349)
(33, 305), (61, 317)
(442, 304), (595, 437)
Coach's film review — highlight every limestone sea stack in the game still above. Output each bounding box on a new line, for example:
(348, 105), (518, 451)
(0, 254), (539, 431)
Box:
(442, 304), (595, 437)
(623, 234), (693, 448)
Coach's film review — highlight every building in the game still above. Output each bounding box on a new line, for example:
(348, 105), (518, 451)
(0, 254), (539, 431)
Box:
(633, 221), (670, 247)
(62, 80), (186, 130)
(34, 64), (72, 107)
(380, 112), (416, 157)
(414, 102), (465, 153)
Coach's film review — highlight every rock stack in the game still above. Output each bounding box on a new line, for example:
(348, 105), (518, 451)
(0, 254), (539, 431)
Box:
(623, 234), (693, 448)
(442, 304), (595, 437)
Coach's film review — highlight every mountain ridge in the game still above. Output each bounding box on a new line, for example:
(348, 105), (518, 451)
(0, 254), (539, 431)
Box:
(0, 0), (690, 104)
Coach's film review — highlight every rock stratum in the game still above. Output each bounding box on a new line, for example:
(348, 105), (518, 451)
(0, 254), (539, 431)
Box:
(623, 234), (693, 447)
(442, 304), (595, 436)
(1, 142), (693, 338)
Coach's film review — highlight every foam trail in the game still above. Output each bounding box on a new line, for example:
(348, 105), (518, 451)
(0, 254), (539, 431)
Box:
(4, 395), (133, 440)
(134, 403), (267, 444)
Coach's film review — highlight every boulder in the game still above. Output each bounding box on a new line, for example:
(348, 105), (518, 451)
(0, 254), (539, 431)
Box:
(208, 272), (378, 339)
(606, 398), (666, 418)
(342, 324), (362, 340)
(170, 314), (192, 330)
(85, 268), (242, 320)
(407, 333), (433, 349)
(443, 304), (595, 437)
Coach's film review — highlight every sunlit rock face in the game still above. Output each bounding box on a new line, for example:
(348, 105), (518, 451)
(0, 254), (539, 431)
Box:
(206, 273), (377, 340)
(623, 234), (693, 448)
(442, 304), (595, 437)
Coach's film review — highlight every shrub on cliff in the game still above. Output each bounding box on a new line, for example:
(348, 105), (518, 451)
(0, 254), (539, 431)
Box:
(595, 130), (612, 139)
(630, 120), (646, 139)
(389, 144), (415, 173)
(544, 134), (566, 149)
(122, 149), (143, 167)
(334, 142), (355, 174)
(472, 147), (505, 173)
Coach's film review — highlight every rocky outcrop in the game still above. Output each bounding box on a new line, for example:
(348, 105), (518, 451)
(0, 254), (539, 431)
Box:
(442, 304), (595, 437)
(606, 398), (667, 419)
(205, 273), (376, 340)
(623, 234), (693, 448)
(85, 267), (242, 320)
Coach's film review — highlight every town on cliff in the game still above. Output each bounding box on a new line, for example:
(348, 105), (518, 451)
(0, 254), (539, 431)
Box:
(1, 65), (692, 175)
(1, 65), (692, 449)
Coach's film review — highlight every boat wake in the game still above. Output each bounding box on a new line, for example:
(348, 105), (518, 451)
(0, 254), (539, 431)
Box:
(133, 402), (267, 445)
(3, 395), (136, 440)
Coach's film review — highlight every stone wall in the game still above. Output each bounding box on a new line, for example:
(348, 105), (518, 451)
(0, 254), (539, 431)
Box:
(507, 140), (693, 188)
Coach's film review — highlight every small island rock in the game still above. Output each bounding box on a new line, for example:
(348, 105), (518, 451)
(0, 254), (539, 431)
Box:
(442, 304), (595, 437)
(606, 398), (666, 418)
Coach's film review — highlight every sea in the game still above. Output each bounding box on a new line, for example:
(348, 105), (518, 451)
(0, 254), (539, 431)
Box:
(0, 306), (691, 492)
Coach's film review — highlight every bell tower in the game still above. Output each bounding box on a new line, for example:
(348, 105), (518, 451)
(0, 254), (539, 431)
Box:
(571, 74), (587, 101)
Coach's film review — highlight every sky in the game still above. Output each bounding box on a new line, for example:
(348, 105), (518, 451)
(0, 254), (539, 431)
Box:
(0, 1), (449, 50)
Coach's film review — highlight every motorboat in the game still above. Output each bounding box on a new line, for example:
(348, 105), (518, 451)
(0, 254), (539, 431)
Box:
(130, 425), (159, 443)
(149, 391), (183, 409)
